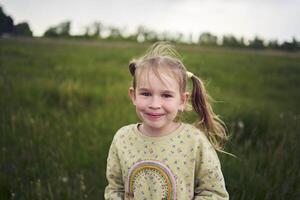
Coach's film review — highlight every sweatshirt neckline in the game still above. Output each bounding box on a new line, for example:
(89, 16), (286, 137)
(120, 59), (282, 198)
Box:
(133, 122), (186, 142)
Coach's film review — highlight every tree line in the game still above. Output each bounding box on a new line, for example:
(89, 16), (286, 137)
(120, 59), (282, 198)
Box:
(42, 20), (300, 52)
(1, 6), (299, 51)
(0, 7), (32, 37)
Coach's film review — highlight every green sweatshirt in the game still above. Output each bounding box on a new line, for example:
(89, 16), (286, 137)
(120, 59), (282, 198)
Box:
(104, 123), (229, 200)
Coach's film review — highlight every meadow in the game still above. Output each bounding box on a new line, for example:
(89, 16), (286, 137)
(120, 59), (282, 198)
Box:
(0, 38), (299, 200)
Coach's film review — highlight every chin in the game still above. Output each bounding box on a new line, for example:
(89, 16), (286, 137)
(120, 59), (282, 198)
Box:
(144, 120), (169, 129)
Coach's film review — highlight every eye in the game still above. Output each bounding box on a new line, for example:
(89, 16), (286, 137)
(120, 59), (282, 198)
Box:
(162, 94), (173, 98)
(140, 92), (151, 96)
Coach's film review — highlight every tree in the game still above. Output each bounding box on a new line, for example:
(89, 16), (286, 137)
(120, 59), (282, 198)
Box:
(267, 40), (280, 50)
(248, 36), (265, 49)
(174, 32), (184, 43)
(92, 22), (101, 37)
(222, 34), (240, 47)
(84, 21), (102, 38)
(44, 21), (71, 37)
(135, 25), (159, 43)
(13, 22), (32, 36)
(280, 37), (299, 51)
(136, 25), (147, 42)
(106, 26), (122, 40)
(0, 6), (33, 37)
(198, 32), (218, 46)
(0, 7), (14, 35)
(239, 37), (246, 48)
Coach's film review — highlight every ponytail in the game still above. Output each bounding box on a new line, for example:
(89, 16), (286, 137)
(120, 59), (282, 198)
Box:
(129, 60), (137, 88)
(129, 60), (136, 76)
(190, 74), (230, 152)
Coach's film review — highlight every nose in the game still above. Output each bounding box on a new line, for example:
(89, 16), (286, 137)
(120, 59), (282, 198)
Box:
(148, 96), (161, 110)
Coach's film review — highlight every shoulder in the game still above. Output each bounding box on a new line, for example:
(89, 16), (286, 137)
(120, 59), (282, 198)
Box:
(184, 123), (220, 163)
(183, 123), (213, 147)
(112, 124), (137, 144)
(183, 123), (205, 140)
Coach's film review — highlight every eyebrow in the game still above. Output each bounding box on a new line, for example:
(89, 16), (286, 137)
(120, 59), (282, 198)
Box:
(138, 88), (176, 94)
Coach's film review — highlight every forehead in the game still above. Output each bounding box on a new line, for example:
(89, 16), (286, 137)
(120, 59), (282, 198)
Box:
(136, 67), (180, 91)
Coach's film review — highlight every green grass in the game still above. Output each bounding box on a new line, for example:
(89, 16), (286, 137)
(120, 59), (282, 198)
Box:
(1, 38), (300, 200)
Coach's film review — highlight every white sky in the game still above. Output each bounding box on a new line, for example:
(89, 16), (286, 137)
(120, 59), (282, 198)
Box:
(1, 0), (299, 42)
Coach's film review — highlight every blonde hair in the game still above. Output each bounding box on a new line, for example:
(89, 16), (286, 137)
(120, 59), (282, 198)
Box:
(128, 42), (232, 154)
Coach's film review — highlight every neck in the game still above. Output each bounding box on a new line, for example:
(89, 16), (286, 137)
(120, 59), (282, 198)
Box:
(140, 122), (180, 137)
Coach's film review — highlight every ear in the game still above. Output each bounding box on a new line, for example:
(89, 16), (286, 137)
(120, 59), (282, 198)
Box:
(128, 87), (136, 105)
(179, 92), (189, 111)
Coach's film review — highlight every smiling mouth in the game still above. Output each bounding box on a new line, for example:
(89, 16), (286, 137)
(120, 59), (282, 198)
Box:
(145, 113), (164, 120)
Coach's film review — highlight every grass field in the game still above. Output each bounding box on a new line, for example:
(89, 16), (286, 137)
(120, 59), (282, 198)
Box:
(1, 38), (300, 200)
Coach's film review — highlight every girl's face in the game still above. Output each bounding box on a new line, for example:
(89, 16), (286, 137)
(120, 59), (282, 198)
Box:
(129, 69), (189, 136)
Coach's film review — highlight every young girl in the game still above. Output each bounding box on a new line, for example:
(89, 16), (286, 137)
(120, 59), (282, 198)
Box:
(104, 42), (230, 200)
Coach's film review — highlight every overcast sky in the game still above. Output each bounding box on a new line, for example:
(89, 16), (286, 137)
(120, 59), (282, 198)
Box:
(1, 0), (299, 42)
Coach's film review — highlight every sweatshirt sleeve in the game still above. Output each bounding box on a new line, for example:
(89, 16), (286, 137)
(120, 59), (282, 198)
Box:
(104, 135), (125, 200)
(193, 134), (229, 200)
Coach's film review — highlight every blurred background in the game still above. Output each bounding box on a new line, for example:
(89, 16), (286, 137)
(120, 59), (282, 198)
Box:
(0, 0), (299, 199)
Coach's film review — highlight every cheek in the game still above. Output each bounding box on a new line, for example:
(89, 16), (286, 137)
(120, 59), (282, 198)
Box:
(135, 98), (148, 109)
(163, 100), (181, 112)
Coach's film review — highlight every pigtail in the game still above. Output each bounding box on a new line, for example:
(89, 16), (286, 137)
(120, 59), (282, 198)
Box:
(129, 60), (137, 76)
(190, 75), (229, 151)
